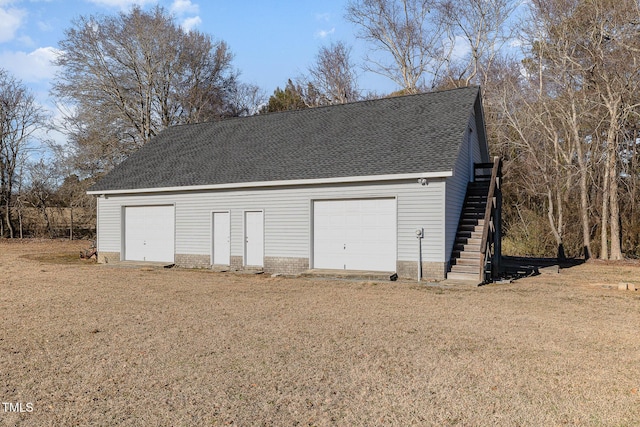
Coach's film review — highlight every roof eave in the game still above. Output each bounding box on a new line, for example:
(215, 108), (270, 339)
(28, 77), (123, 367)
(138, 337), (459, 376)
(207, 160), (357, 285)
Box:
(87, 171), (454, 196)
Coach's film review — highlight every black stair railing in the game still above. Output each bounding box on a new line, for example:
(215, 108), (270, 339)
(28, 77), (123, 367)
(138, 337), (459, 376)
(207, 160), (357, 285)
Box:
(476, 157), (502, 283)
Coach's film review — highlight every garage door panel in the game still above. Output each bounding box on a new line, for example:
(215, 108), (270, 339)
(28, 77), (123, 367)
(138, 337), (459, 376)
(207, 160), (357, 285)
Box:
(313, 198), (396, 272)
(124, 206), (174, 263)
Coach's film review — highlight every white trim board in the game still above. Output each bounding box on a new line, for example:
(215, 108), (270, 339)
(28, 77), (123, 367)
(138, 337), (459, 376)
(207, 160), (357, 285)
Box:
(88, 171), (453, 195)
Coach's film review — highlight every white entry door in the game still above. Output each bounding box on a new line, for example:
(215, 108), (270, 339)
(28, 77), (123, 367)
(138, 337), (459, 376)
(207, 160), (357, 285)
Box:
(212, 211), (230, 265)
(313, 199), (396, 271)
(244, 211), (264, 267)
(124, 205), (174, 262)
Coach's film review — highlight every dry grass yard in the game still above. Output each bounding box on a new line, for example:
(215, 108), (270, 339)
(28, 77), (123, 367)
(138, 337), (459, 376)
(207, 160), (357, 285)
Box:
(1, 240), (639, 426)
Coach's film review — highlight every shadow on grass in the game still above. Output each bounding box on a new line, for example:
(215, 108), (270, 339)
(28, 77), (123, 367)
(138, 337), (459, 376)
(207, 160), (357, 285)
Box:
(500, 255), (585, 281)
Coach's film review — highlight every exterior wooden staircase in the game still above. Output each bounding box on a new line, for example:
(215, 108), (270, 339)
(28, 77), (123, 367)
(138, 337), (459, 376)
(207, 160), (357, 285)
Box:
(447, 157), (502, 284)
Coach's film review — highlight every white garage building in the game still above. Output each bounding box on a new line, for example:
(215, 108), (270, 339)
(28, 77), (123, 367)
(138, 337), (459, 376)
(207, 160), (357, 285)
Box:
(88, 86), (492, 280)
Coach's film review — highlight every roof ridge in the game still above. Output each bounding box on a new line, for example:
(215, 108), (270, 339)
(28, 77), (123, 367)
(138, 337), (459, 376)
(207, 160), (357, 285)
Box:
(255, 84), (479, 118)
(171, 85), (480, 129)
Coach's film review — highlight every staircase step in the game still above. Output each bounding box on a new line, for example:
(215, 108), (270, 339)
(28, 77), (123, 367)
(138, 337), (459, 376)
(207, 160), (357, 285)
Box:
(458, 222), (484, 233)
(459, 225), (480, 231)
(461, 217), (486, 223)
(450, 264), (481, 274)
(451, 249), (482, 258)
(451, 257), (482, 267)
(456, 230), (483, 239)
(454, 243), (481, 252)
(458, 250), (482, 259)
(455, 237), (482, 245)
(461, 218), (483, 225)
(461, 218), (485, 225)
(446, 272), (481, 283)
(457, 227), (475, 234)
(461, 219), (484, 225)
(462, 214), (484, 219)
(461, 214), (485, 220)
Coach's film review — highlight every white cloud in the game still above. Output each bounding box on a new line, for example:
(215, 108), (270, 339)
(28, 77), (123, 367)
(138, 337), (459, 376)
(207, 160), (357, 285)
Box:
(171, 0), (198, 15)
(0, 47), (61, 83)
(181, 15), (201, 32)
(315, 27), (335, 39)
(17, 34), (34, 46)
(37, 20), (54, 32)
(169, 0), (201, 32)
(443, 35), (471, 61)
(509, 38), (523, 49)
(0, 6), (26, 43)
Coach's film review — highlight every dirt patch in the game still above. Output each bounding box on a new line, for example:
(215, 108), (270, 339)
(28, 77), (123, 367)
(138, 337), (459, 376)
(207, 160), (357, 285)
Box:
(1, 240), (639, 426)
(21, 252), (96, 265)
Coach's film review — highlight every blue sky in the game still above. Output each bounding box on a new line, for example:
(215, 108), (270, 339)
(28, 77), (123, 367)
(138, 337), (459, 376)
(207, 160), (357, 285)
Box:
(0, 0), (397, 117)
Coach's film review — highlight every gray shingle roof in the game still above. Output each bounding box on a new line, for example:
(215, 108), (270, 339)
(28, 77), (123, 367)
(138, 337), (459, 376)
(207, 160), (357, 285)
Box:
(90, 86), (481, 192)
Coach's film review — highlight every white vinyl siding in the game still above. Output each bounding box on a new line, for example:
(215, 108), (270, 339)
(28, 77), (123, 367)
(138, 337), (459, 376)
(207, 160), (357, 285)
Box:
(96, 179), (448, 265)
(444, 113), (482, 262)
(96, 196), (120, 255)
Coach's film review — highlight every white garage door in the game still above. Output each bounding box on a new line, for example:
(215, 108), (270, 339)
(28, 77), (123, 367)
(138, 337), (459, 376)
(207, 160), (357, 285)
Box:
(313, 198), (396, 271)
(124, 206), (175, 262)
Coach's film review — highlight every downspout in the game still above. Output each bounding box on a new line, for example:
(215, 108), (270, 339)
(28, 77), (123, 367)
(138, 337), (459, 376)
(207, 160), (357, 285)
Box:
(416, 228), (423, 281)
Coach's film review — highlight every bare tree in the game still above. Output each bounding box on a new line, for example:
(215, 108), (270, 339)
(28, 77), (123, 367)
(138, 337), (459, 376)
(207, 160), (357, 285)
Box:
(226, 83), (267, 117)
(535, 0), (640, 260)
(495, 0), (640, 260)
(52, 6), (237, 170)
(346, 0), (445, 93)
(437, 0), (517, 88)
(585, 1), (640, 260)
(25, 160), (58, 239)
(308, 41), (360, 104)
(518, 0), (598, 259)
(57, 174), (94, 241)
(0, 69), (47, 238)
(498, 75), (575, 259)
(56, 103), (138, 179)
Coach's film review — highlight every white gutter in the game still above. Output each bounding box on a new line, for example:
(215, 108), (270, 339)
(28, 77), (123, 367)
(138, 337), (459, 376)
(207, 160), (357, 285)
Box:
(87, 170), (453, 195)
